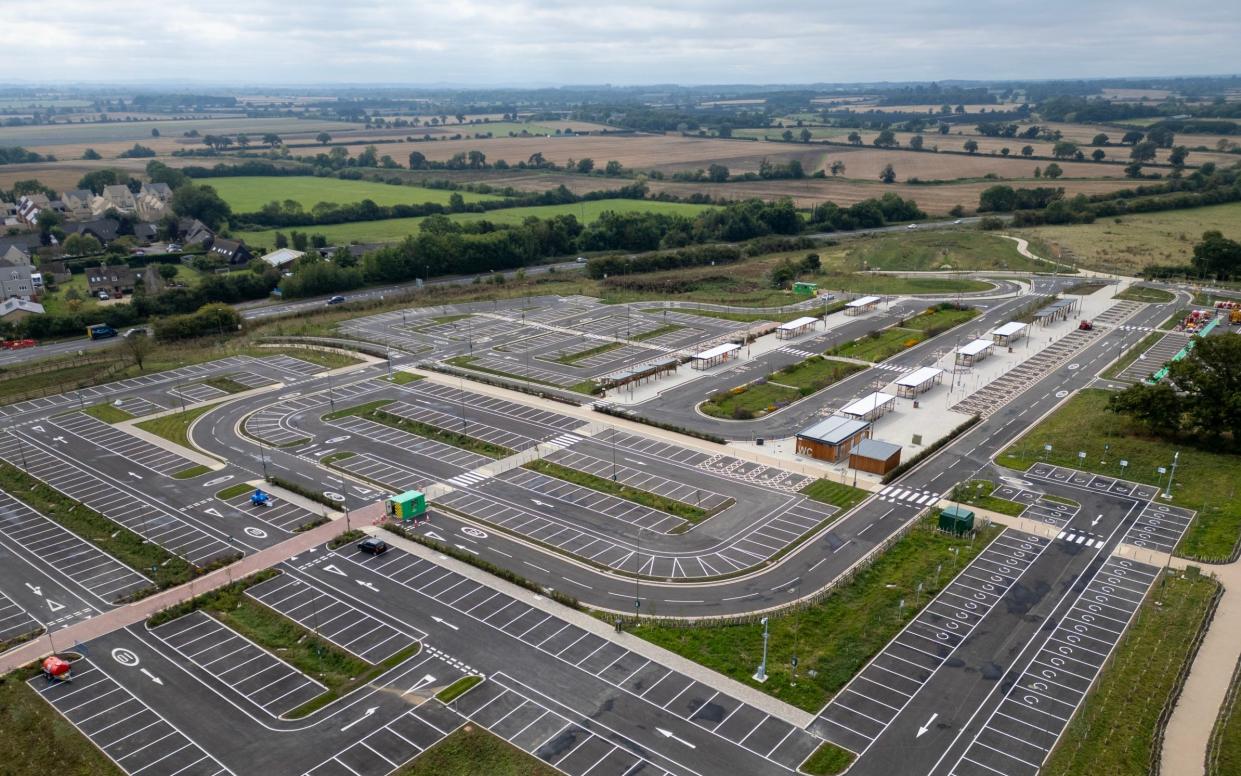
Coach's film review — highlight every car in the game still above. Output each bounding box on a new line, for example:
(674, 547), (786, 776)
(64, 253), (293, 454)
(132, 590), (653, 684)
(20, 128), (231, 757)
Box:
(326, 295), (346, 305)
(97, 291), (111, 301)
(166, 243), (182, 252)
(906, 223), (918, 229)
(123, 327), (149, 338)
(575, 256), (587, 263)
(953, 219), (963, 224)
(357, 536), (388, 555)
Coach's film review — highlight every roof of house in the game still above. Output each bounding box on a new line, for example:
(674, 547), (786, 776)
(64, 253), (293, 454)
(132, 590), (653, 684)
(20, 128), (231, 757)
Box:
(0, 298), (44, 317)
(87, 265), (136, 286)
(0, 255), (32, 270)
(62, 189), (93, 203)
(259, 248), (305, 268)
(211, 238), (246, 254)
(66, 218), (120, 242)
(2, 245), (31, 265)
(133, 222), (158, 240)
(852, 438), (902, 461)
(798, 415), (871, 445)
(142, 182), (173, 198)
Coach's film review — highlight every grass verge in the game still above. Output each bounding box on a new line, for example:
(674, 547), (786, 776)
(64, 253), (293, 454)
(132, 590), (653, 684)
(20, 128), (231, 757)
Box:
(1115, 285), (1176, 303)
(327, 529), (366, 550)
(270, 348), (362, 370)
(998, 389), (1241, 561)
(827, 327), (924, 362)
(1042, 571), (1219, 775)
(1209, 653), (1241, 776)
(0, 667), (125, 776)
(702, 355), (865, 419)
(524, 459), (713, 523)
(202, 376), (251, 394)
(392, 724), (558, 776)
(799, 479), (869, 512)
(1101, 331), (1164, 380)
(135, 403), (221, 451)
(381, 370), (423, 384)
(552, 341), (623, 365)
(81, 403), (133, 423)
(948, 480), (1025, 516)
(215, 482), (254, 500)
(629, 518), (1001, 711)
(171, 464), (212, 480)
(631, 323), (684, 342)
(436, 674), (483, 704)
(802, 742), (856, 775)
(1161, 308), (1191, 330)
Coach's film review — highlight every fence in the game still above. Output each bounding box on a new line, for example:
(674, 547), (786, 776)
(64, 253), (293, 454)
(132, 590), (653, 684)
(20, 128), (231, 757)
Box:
(0, 354), (127, 407)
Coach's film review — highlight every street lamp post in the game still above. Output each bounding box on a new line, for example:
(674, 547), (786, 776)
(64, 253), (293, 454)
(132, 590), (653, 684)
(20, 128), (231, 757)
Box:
(1164, 451), (1180, 499)
(753, 617), (770, 683)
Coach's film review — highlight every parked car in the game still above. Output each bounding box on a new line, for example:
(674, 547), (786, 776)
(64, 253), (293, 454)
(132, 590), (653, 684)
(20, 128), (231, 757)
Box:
(326, 295), (346, 305)
(953, 219), (963, 224)
(906, 223), (917, 229)
(575, 256), (587, 263)
(97, 291), (111, 301)
(357, 536), (388, 555)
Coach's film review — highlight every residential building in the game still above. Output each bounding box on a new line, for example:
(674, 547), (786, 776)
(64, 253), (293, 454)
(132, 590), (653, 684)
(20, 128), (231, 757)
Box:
(64, 219), (120, 244)
(209, 238), (252, 265)
(86, 264), (136, 298)
(0, 298), (44, 321)
(0, 255), (37, 300)
(16, 194), (50, 225)
(37, 259), (71, 284)
(92, 184), (137, 216)
(178, 218), (214, 246)
(136, 183), (172, 221)
(60, 189), (95, 219)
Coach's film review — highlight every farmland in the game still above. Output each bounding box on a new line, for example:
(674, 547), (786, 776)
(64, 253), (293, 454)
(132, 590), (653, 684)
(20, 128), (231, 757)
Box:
(1, 117), (358, 151)
(1014, 201), (1241, 274)
(820, 230), (1050, 273)
(207, 176), (506, 211)
(233, 198), (715, 247)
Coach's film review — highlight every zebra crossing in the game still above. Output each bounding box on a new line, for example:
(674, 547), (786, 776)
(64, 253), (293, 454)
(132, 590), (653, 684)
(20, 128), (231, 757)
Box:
(777, 346), (819, 359)
(875, 485), (941, 507)
(1117, 324), (1158, 333)
(1056, 527), (1106, 550)
(543, 432), (583, 451)
(446, 471), (489, 488)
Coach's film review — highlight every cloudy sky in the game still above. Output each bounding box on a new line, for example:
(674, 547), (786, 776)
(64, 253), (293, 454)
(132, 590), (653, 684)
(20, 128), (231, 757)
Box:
(5, 0), (1238, 85)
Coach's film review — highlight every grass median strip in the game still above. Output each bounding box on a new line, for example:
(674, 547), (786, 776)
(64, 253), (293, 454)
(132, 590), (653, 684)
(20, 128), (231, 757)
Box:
(802, 742), (856, 775)
(393, 724), (557, 776)
(215, 482), (254, 500)
(0, 668), (125, 776)
(202, 376), (251, 394)
(81, 403), (134, 423)
(0, 461), (196, 593)
(325, 398), (514, 458)
(135, 402), (221, 451)
(381, 370), (423, 384)
(799, 479), (869, 512)
(147, 570), (421, 720)
(827, 326), (924, 362)
(171, 464), (212, 480)
(631, 323), (684, 342)
(551, 341), (623, 365)
(1042, 571), (1219, 776)
(435, 674), (483, 704)
(628, 517), (1001, 711)
(524, 459), (713, 523)
(948, 479), (1025, 516)
(702, 356), (865, 420)
(1115, 285), (1176, 303)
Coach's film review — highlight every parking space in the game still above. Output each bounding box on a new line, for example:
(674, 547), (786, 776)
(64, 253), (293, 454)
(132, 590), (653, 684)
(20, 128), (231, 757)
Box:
(949, 558), (1159, 776)
(470, 354), (583, 387)
(407, 381), (587, 435)
(221, 491), (326, 534)
(1122, 502), (1196, 553)
(152, 611), (324, 717)
(329, 414), (490, 470)
(546, 448), (732, 512)
(560, 343), (663, 371)
(170, 382), (229, 404)
(1114, 331), (1189, 384)
(243, 382), (383, 446)
(812, 530), (1052, 754)
(53, 413), (201, 476)
(952, 326), (1104, 418)
(337, 545), (819, 771)
(1024, 463), (1162, 501)
(0, 435), (235, 567)
(261, 355), (326, 378)
(110, 397), (166, 417)
(384, 400), (539, 452)
(302, 697), (465, 776)
(246, 573), (419, 663)
(31, 657), (233, 776)
(496, 468), (686, 533)
(0, 490), (151, 604)
(331, 452), (435, 493)
(0, 588), (40, 646)
(225, 371), (279, 389)
(449, 674), (677, 776)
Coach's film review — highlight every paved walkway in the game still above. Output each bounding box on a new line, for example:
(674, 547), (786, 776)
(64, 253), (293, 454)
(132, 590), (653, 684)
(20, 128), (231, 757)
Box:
(0, 510), (365, 674)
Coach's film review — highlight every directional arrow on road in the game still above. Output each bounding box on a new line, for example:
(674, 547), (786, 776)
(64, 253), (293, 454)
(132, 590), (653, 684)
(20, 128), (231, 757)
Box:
(531, 499), (547, 508)
(46, 599), (65, 613)
(53, 436), (67, 444)
(323, 564), (347, 576)
(1092, 514), (1102, 527)
(655, 728), (696, 749)
(340, 707), (378, 732)
(140, 668), (164, 686)
(425, 531), (445, 542)
(356, 580), (379, 592)
(128, 471), (143, 480)
(25, 583), (41, 596)
(917, 713), (939, 738)
(404, 674), (436, 694)
(431, 616), (459, 631)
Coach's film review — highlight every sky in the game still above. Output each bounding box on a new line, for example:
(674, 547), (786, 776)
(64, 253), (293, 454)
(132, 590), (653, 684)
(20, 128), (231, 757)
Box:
(4, 0), (1239, 86)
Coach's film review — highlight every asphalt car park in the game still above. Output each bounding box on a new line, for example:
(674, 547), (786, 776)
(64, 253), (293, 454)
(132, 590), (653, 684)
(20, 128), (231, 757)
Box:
(496, 467), (687, 533)
(53, 412), (202, 477)
(242, 382), (383, 445)
(302, 698), (465, 776)
(812, 530), (1053, 754)
(0, 490), (152, 604)
(948, 558), (1160, 776)
(1122, 502), (1196, 553)
(327, 415), (490, 472)
(220, 490), (329, 534)
(224, 370), (279, 389)
(545, 448), (733, 512)
(262, 355), (328, 378)
(151, 611), (325, 717)
(109, 396), (166, 417)
(1024, 463), (1162, 501)
(0, 589), (40, 644)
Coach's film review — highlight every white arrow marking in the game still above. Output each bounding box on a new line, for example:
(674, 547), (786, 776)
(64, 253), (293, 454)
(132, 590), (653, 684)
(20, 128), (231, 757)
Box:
(204, 476), (232, 487)
(404, 674), (436, 694)
(432, 616), (459, 631)
(655, 728), (696, 749)
(917, 712), (939, 738)
(46, 599), (65, 613)
(31, 425), (44, 433)
(53, 436), (67, 443)
(204, 508), (222, 517)
(356, 580), (379, 592)
(340, 707), (378, 731)
(128, 471), (143, 479)
(322, 564), (346, 577)
(454, 544), (479, 555)
(140, 668), (164, 686)
(25, 583), (41, 596)
(424, 531), (445, 542)
(1092, 514), (1102, 527)
(531, 499), (546, 507)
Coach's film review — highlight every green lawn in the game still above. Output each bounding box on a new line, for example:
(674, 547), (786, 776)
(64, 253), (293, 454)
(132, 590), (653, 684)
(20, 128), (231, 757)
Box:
(1115, 285), (1176, 303)
(381, 370), (424, 384)
(207, 176), (507, 212)
(435, 675), (483, 704)
(631, 323), (684, 342)
(216, 482), (254, 500)
(202, 376), (251, 394)
(799, 479), (869, 511)
(900, 305), (980, 333)
(702, 356), (865, 419)
(393, 724), (557, 776)
(630, 518), (1001, 711)
(657, 307), (818, 324)
(827, 327), (924, 362)
(524, 459), (714, 524)
(135, 403), (220, 452)
(270, 348), (362, 370)
(81, 402), (134, 423)
(802, 742), (856, 775)
(235, 199), (715, 246)
(1043, 572), (1218, 776)
(0, 669), (125, 776)
(948, 480), (1026, 516)
(829, 230), (1051, 273)
(998, 389), (1241, 560)
(817, 274), (991, 295)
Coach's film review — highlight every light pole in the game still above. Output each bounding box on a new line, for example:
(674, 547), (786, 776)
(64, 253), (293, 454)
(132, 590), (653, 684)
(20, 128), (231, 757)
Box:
(633, 526), (642, 622)
(1164, 451), (1179, 499)
(753, 616), (770, 683)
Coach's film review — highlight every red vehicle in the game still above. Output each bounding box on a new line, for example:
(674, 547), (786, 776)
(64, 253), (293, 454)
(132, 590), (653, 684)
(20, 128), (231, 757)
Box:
(41, 655), (73, 682)
(1078, 320), (1093, 331)
(1, 338), (36, 350)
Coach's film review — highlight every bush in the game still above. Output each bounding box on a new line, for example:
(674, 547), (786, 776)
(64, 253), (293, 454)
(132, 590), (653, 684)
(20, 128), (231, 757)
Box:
(153, 302), (243, 342)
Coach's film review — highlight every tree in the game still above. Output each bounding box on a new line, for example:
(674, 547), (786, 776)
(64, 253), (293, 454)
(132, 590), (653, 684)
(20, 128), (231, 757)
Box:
(82, 148), (101, 160)
(1121, 130), (1144, 145)
(605, 160), (624, 176)
(291, 231), (308, 251)
(467, 150), (487, 169)
(1165, 335), (1241, 439)
(1190, 230), (1241, 279)
(407, 151), (427, 169)
(829, 160), (846, 176)
(1051, 141), (1078, 159)
(909, 135), (924, 151)
(1044, 163), (1063, 179)
(1107, 383), (1183, 436)
(1124, 162), (1144, 178)
(799, 253), (820, 272)
(274, 232), (289, 249)
(62, 233), (102, 256)
(1000, 147), (1010, 156)
(576, 158), (594, 174)
(1091, 133), (1109, 146)
(151, 128), (160, 137)
(1130, 141), (1158, 162)
(847, 131), (862, 145)
(800, 128), (812, 143)
(1020, 145), (1034, 157)
(782, 129), (794, 142)
(873, 129), (898, 148)
(1169, 146), (1189, 167)
(963, 139), (979, 154)
(767, 258), (798, 288)
(879, 164), (896, 184)
(123, 331), (154, 371)
(262, 133), (281, 148)
(316, 132), (332, 145)
(707, 163), (729, 182)
(1147, 126), (1175, 148)
(527, 152), (547, 167)
(157, 263), (178, 281)
(1091, 149), (1106, 161)
(236, 133), (250, 148)
(170, 184), (231, 230)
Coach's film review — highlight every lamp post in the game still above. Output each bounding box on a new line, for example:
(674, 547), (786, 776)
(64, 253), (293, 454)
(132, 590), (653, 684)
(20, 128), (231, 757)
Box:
(1163, 451), (1179, 499)
(753, 616), (770, 683)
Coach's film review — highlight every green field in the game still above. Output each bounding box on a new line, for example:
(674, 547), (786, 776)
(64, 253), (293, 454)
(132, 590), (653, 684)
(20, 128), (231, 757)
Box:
(826, 231), (1051, 273)
(1043, 572), (1218, 776)
(234, 199), (715, 246)
(999, 389), (1241, 560)
(1114, 284), (1176, 303)
(817, 274), (991, 295)
(207, 176), (506, 212)
(949, 480), (1026, 516)
(0, 117), (353, 148)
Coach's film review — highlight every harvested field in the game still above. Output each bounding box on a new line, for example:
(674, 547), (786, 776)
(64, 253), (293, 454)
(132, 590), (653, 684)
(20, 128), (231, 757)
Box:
(208, 176), (506, 211)
(0, 156), (278, 193)
(2, 117), (358, 151)
(812, 145), (1132, 180)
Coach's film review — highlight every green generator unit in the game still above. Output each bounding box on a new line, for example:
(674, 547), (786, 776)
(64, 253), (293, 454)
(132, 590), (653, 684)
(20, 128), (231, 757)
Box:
(386, 490), (427, 522)
(793, 281), (818, 295)
(938, 505), (975, 535)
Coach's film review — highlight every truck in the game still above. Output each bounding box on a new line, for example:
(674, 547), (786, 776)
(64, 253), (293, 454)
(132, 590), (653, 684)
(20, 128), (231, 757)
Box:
(86, 323), (117, 340)
(1231, 308), (1241, 325)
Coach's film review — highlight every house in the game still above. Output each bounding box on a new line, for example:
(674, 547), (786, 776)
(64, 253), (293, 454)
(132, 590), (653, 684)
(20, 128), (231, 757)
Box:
(135, 266), (164, 295)
(37, 259), (71, 284)
(60, 189), (95, 219)
(140, 182), (173, 203)
(209, 238), (252, 265)
(86, 264), (136, 298)
(795, 415), (872, 462)
(258, 248), (304, 271)
(133, 222), (159, 243)
(136, 183), (172, 221)
(178, 218), (214, 246)
(16, 194), (50, 225)
(65, 218), (120, 244)
(1, 202), (18, 228)
(92, 185), (137, 216)
(0, 255), (36, 300)
(3, 245), (31, 265)
(0, 298), (44, 321)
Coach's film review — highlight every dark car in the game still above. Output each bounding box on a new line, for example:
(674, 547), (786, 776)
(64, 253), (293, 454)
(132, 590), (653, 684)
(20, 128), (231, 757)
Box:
(357, 536), (388, 555)
(327, 295), (346, 305)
